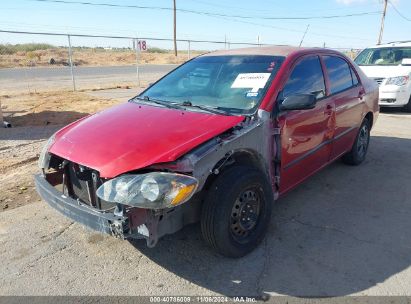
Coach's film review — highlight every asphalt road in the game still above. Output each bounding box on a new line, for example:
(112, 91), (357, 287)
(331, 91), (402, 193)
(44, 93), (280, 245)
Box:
(0, 64), (178, 79)
(0, 64), (178, 92)
(1, 109), (411, 297)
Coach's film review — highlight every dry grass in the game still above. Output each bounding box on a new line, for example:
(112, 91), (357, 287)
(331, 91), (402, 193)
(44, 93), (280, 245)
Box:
(1, 90), (124, 127)
(0, 89), (126, 211)
(0, 48), (203, 68)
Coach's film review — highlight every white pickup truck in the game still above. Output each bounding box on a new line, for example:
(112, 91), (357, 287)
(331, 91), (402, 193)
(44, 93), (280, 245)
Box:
(354, 41), (411, 112)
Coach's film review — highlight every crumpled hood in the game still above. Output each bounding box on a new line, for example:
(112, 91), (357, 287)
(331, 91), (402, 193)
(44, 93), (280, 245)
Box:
(49, 102), (244, 177)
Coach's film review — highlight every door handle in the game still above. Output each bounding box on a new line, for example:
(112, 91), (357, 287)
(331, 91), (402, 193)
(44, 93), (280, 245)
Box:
(324, 104), (333, 115)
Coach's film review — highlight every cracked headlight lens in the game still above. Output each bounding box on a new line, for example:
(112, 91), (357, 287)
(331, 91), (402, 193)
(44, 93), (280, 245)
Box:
(96, 172), (198, 209)
(38, 133), (56, 169)
(140, 177), (160, 201)
(385, 76), (409, 86)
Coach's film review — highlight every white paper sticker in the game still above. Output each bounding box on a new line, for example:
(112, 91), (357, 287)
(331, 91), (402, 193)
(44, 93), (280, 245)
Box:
(246, 91), (259, 98)
(231, 73), (271, 92)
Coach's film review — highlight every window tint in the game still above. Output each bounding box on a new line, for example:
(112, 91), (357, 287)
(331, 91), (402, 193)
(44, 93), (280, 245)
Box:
(354, 47), (411, 66)
(283, 56), (325, 99)
(323, 56), (354, 94)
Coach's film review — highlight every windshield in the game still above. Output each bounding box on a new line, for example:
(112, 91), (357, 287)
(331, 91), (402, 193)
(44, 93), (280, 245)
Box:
(355, 47), (411, 66)
(137, 55), (284, 115)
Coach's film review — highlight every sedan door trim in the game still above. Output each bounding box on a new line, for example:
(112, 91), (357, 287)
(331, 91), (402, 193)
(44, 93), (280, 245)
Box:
(284, 125), (357, 170)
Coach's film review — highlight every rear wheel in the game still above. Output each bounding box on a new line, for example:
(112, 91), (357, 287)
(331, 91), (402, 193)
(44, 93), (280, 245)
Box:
(342, 118), (370, 166)
(201, 165), (273, 258)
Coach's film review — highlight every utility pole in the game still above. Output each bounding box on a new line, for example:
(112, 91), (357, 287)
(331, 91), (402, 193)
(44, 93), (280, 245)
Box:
(378, 0), (388, 45)
(173, 0), (177, 56)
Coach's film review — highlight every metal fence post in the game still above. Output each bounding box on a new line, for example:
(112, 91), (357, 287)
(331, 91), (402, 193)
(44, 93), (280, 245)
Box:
(135, 38), (141, 87)
(187, 40), (191, 60)
(67, 35), (76, 91)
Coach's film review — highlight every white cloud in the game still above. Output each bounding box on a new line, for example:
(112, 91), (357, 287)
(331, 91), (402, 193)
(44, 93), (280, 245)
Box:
(336, 0), (399, 5)
(336, 0), (367, 4)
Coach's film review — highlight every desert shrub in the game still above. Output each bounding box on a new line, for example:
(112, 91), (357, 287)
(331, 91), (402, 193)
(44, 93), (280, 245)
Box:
(146, 47), (169, 54)
(0, 43), (56, 55)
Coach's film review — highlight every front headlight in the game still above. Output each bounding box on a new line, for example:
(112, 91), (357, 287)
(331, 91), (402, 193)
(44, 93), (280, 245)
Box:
(96, 172), (198, 209)
(38, 133), (56, 169)
(385, 76), (409, 86)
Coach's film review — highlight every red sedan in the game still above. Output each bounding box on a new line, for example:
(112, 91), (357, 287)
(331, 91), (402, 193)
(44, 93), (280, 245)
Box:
(35, 46), (379, 257)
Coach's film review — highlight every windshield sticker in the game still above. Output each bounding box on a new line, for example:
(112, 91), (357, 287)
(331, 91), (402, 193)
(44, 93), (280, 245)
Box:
(245, 91), (259, 98)
(231, 73), (271, 92)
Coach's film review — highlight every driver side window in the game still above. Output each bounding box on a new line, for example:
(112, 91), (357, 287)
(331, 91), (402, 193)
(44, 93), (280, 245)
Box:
(283, 56), (326, 99)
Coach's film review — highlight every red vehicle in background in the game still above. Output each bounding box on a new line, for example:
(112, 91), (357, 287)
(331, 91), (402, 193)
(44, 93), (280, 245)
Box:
(35, 46), (379, 257)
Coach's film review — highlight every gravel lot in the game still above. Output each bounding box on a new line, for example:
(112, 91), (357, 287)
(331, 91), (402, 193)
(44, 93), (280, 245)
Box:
(0, 106), (411, 297)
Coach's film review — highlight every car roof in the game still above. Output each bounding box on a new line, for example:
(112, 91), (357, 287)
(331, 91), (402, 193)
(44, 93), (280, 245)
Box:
(367, 41), (411, 48)
(201, 45), (325, 58)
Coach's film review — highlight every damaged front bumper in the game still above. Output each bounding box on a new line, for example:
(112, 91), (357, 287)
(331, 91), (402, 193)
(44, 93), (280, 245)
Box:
(34, 173), (200, 247)
(35, 173), (130, 238)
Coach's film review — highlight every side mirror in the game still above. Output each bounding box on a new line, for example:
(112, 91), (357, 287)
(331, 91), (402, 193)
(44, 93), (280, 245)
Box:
(401, 58), (411, 66)
(279, 94), (317, 111)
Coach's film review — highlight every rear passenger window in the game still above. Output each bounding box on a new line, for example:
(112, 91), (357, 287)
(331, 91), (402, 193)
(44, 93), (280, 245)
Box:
(323, 56), (356, 94)
(283, 56), (325, 99)
(350, 67), (359, 86)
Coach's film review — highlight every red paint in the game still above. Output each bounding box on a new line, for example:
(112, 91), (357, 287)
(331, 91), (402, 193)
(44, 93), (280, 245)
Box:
(260, 48), (379, 195)
(48, 47), (378, 195)
(49, 102), (243, 177)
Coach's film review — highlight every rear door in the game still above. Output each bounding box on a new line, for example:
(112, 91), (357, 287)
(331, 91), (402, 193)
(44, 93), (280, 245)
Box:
(321, 55), (364, 160)
(278, 55), (335, 194)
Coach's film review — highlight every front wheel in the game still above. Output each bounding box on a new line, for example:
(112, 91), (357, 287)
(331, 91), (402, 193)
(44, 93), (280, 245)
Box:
(404, 96), (411, 113)
(201, 166), (273, 258)
(342, 118), (370, 166)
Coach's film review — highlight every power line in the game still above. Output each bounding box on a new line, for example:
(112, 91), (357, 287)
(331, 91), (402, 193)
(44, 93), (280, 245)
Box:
(0, 29), (269, 45)
(206, 13), (375, 42)
(11, 0), (378, 43)
(26, 0), (382, 20)
(388, 0), (411, 22)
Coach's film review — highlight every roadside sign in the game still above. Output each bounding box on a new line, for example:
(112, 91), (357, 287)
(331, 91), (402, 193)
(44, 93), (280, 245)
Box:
(137, 40), (147, 51)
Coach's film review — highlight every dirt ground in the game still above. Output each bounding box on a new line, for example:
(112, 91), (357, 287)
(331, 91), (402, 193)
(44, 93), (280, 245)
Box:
(0, 48), (200, 68)
(0, 90), (125, 212)
(1, 92), (411, 296)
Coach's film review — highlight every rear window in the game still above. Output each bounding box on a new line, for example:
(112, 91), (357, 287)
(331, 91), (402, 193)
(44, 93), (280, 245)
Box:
(323, 56), (355, 94)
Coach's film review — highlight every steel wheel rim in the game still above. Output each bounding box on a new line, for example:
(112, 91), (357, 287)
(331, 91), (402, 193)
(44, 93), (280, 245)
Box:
(357, 124), (369, 158)
(230, 187), (262, 242)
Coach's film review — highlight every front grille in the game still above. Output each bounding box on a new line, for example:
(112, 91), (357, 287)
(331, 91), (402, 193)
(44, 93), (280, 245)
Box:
(68, 163), (92, 204)
(66, 162), (115, 210)
(373, 77), (384, 85)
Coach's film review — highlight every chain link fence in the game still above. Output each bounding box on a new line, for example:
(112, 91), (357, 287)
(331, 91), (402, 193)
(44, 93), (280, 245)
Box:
(0, 29), (362, 127)
(0, 29), (362, 93)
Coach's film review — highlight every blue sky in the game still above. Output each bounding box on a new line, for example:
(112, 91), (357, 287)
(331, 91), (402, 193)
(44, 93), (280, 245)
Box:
(0, 0), (410, 50)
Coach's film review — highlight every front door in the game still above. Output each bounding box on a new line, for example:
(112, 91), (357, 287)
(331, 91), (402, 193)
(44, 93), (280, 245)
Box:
(277, 55), (335, 194)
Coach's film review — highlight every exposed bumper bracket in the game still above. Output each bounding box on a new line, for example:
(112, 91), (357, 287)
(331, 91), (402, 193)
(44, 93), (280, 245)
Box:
(34, 174), (129, 238)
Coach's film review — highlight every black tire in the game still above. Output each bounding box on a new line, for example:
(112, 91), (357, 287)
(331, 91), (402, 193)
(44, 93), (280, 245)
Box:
(342, 118), (371, 166)
(201, 165), (273, 258)
(404, 96), (411, 113)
